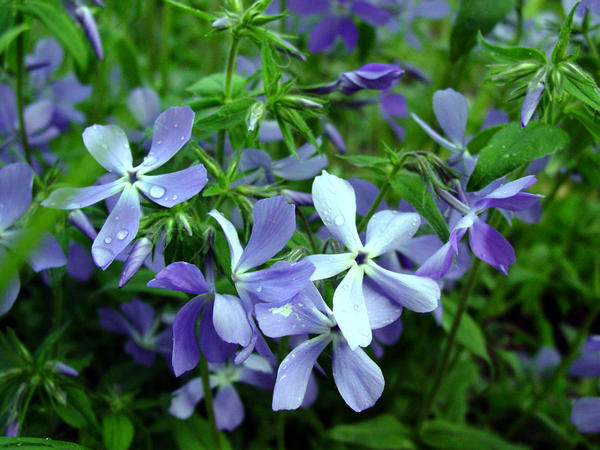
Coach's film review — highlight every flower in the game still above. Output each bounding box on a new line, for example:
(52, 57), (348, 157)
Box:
(98, 298), (172, 366)
(42, 106), (207, 269)
(0, 163), (66, 315)
(208, 196), (315, 304)
(339, 63), (404, 95)
(169, 354), (275, 430)
(65, 0), (105, 60)
(305, 171), (440, 349)
(569, 335), (600, 378)
(256, 283), (397, 411)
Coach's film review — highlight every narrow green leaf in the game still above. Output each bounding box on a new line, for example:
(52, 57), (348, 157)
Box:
(17, 1), (88, 69)
(476, 31), (546, 63)
(467, 121), (569, 191)
(390, 171), (450, 242)
(450, 0), (514, 61)
(571, 108), (600, 141)
(0, 24), (29, 56)
(551, 2), (577, 64)
(563, 72), (600, 112)
(54, 387), (98, 430)
(441, 297), (490, 364)
(113, 34), (141, 88)
(0, 437), (92, 449)
(102, 413), (134, 450)
(163, 0), (215, 21)
(420, 420), (527, 449)
(261, 35), (281, 97)
(329, 414), (415, 449)
(194, 97), (255, 132)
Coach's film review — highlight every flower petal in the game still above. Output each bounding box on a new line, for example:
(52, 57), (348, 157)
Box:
(332, 337), (384, 412)
(91, 185), (140, 270)
(411, 112), (459, 152)
(42, 179), (125, 210)
(364, 211), (420, 257)
(75, 6), (103, 60)
(415, 242), (455, 280)
(571, 397), (600, 433)
(127, 87), (160, 128)
(272, 334), (331, 410)
(137, 165), (207, 208)
(67, 241), (94, 281)
(337, 17), (358, 53)
(0, 162), (33, 230)
(98, 307), (133, 335)
(27, 231), (67, 272)
(364, 262), (440, 313)
(0, 248), (20, 316)
(363, 281), (403, 330)
(308, 16), (339, 53)
(521, 82), (545, 128)
(213, 294), (252, 346)
(312, 170), (362, 251)
(214, 386), (244, 431)
(199, 303), (237, 364)
(433, 88), (468, 147)
(208, 210), (244, 269)
(137, 106), (194, 173)
(333, 264), (372, 349)
(169, 378), (204, 419)
(468, 218), (515, 275)
(121, 298), (155, 336)
(236, 196), (296, 273)
(350, 2), (392, 25)
(148, 261), (211, 294)
(172, 297), (204, 376)
(305, 253), (355, 281)
(82, 124), (133, 174)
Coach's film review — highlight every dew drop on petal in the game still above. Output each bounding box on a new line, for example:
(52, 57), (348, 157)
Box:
(115, 216), (120, 221)
(104, 237), (112, 244)
(116, 229), (129, 240)
(157, 140), (162, 145)
(143, 155), (157, 166)
(180, 136), (185, 140)
(172, 195), (178, 201)
(257, 285), (263, 292)
(174, 123), (179, 128)
(334, 215), (345, 226)
(149, 185), (166, 198)
(353, 304), (359, 311)
(101, 143), (108, 149)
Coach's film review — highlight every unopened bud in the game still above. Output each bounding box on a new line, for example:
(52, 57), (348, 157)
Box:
(119, 237), (153, 288)
(247, 101), (266, 132)
(68, 210), (97, 241)
(211, 16), (237, 30)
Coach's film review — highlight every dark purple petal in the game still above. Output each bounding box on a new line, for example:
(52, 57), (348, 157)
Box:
(571, 397), (600, 433)
(42, 179), (125, 210)
(121, 298), (155, 336)
(172, 297), (204, 376)
(240, 148), (273, 175)
(91, 185), (140, 270)
(137, 164), (208, 208)
(475, 193), (542, 212)
(98, 307), (133, 335)
(380, 93), (407, 117)
(340, 64), (404, 95)
(213, 294), (253, 346)
(0, 248), (20, 316)
(308, 16), (339, 53)
(288, 0), (330, 14)
(521, 82), (545, 128)
(331, 336), (384, 412)
(138, 106), (194, 173)
(337, 17), (358, 53)
(324, 122), (347, 153)
(169, 378), (204, 419)
(350, 2), (392, 25)
(433, 88), (468, 147)
(415, 242), (455, 280)
(213, 386), (244, 431)
(148, 262), (211, 294)
(272, 334), (331, 410)
(200, 304), (237, 363)
(82, 124), (132, 175)
(27, 38), (64, 84)
(239, 355), (275, 390)
(468, 218), (515, 275)
(125, 340), (156, 366)
(236, 260), (315, 303)
(570, 337), (600, 378)
(348, 177), (388, 217)
(27, 232), (67, 272)
(66, 241), (94, 281)
(373, 319), (403, 346)
(272, 142), (328, 181)
(127, 88), (160, 128)
(482, 108), (509, 129)
(75, 6), (103, 60)
(236, 196), (296, 272)
(51, 74), (92, 104)
(0, 162), (33, 230)
(54, 362), (79, 377)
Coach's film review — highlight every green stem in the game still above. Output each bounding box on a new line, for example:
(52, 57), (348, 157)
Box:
(279, 0), (286, 34)
(159, 0), (172, 95)
(199, 355), (221, 449)
(15, 9), (31, 164)
(276, 411), (286, 450)
(415, 256), (484, 431)
(583, 12), (600, 60)
(357, 165), (400, 233)
(296, 208), (318, 253)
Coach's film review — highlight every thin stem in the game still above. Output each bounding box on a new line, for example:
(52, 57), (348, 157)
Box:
(357, 165), (400, 233)
(296, 208), (318, 253)
(276, 411), (286, 450)
(415, 256), (483, 431)
(583, 12), (600, 59)
(15, 9), (31, 163)
(199, 355), (221, 449)
(159, 0), (173, 95)
(279, 0), (286, 34)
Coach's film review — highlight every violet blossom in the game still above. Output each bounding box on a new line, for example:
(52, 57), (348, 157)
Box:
(64, 0), (105, 60)
(42, 106), (207, 270)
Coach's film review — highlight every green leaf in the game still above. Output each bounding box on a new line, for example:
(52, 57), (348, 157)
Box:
(466, 124), (505, 155)
(102, 413), (134, 450)
(17, 1), (88, 69)
(476, 31), (546, 63)
(390, 171), (449, 242)
(563, 72), (600, 112)
(171, 415), (231, 450)
(441, 297), (490, 364)
(467, 121), (569, 191)
(187, 73), (247, 99)
(0, 24), (29, 56)
(571, 108), (600, 141)
(261, 35), (281, 98)
(163, 0), (215, 21)
(551, 2), (577, 64)
(420, 420), (527, 449)
(194, 97), (255, 133)
(329, 414), (415, 449)
(0, 437), (92, 449)
(450, 0), (514, 61)
(338, 154), (389, 173)
(113, 34), (141, 88)
(53, 386), (98, 430)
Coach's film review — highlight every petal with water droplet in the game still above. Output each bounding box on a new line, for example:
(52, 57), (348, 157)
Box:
(137, 165), (207, 208)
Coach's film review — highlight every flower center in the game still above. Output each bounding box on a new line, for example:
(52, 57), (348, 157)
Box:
(355, 251), (369, 266)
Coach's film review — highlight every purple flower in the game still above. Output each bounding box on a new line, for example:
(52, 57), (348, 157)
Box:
(572, 397), (600, 433)
(289, 0), (393, 53)
(305, 171), (440, 349)
(98, 298), (172, 366)
(520, 81), (545, 128)
(169, 354), (275, 430)
(65, 1), (104, 60)
(418, 176), (543, 278)
(256, 283), (393, 411)
(411, 88), (475, 175)
(0, 163), (66, 315)
(519, 346), (561, 378)
(208, 196), (315, 305)
(570, 335), (600, 378)
(339, 64), (404, 95)
(42, 106), (207, 269)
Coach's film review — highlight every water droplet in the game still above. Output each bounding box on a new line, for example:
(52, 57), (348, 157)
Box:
(257, 285), (263, 292)
(172, 195), (178, 201)
(157, 140), (162, 145)
(143, 155), (157, 166)
(101, 143), (108, 149)
(334, 215), (345, 226)
(104, 236), (113, 244)
(115, 216), (120, 221)
(149, 185), (166, 198)
(353, 304), (359, 311)
(174, 123), (179, 128)
(116, 229), (129, 240)
(180, 136), (185, 141)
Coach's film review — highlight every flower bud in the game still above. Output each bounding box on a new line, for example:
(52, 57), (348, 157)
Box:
(211, 16), (237, 30)
(339, 63), (404, 95)
(118, 237), (153, 288)
(247, 101), (266, 132)
(68, 210), (97, 241)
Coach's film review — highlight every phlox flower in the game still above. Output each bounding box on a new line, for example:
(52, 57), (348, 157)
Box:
(42, 106), (207, 269)
(305, 170), (440, 349)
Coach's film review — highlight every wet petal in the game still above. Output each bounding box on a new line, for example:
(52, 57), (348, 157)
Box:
(148, 261), (210, 294)
(305, 253), (355, 281)
(137, 164), (207, 208)
(208, 210), (244, 269)
(82, 124), (133, 174)
(42, 179), (126, 210)
(364, 211), (420, 257)
(333, 264), (371, 349)
(213, 294), (252, 346)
